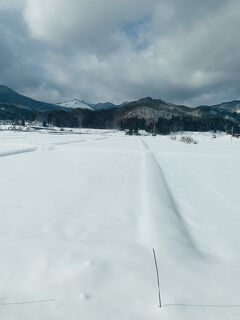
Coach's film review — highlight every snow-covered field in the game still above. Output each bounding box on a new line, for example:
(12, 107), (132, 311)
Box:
(0, 130), (240, 319)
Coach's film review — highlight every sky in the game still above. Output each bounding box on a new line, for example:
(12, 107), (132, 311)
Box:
(0, 0), (240, 106)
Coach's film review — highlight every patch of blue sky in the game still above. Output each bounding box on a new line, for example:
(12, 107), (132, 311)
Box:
(119, 14), (152, 51)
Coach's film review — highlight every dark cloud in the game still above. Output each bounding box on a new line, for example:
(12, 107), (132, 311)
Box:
(0, 0), (240, 106)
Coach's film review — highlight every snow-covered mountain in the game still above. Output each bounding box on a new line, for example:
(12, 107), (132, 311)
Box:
(58, 99), (93, 110)
(58, 99), (120, 110)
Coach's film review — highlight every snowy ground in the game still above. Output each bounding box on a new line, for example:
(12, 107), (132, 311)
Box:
(0, 130), (240, 319)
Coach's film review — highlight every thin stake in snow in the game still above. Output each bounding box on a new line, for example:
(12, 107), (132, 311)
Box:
(152, 248), (162, 308)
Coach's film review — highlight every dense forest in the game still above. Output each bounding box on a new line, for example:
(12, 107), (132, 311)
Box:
(1, 103), (239, 134)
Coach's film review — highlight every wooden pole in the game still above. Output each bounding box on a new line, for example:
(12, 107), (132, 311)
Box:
(152, 248), (162, 308)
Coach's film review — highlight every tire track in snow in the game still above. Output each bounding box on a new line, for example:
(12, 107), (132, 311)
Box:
(53, 135), (111, 146)
(0, 139), (84, 159)
(0, 136), (111, 159)
(53, 139), (86, 146)
(0, 139), (85, 159)
(0, 147), (37, 158)
(140, 138), (201, 258)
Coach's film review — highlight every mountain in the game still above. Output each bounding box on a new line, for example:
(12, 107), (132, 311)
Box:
(196, 100), (240, 123)
(58, 99), (120, 111)
(120, 97), (196, 120)
(92, 102), (120, 110)
(198, 100), (240, 113)
(215, 100), (240, 113)
(0, 85), (64, 112)
(49, 96), (238, 133)
(0, 103), (37, 122)
(0, 85), (239, 133)
(58, 99), (93, 110)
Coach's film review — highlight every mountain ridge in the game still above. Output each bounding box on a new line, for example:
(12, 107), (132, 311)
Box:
(0, 85), (65, 112)
(0, 85), (239, 133)
(2, 84), (240, 113)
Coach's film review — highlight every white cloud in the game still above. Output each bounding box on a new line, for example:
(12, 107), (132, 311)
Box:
(0, 0), (25, 10)
(1, 0), (240, 106)
(24, 0), (156, 51)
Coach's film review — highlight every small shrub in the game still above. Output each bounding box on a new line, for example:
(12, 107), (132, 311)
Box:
(180, 136), (198, 144)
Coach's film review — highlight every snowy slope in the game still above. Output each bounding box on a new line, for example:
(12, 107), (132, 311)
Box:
(0, 131), (240, 319)
(58, 99), (93, 110)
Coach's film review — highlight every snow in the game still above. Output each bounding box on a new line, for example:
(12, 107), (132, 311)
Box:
(0, 130), (240, 319)
(58, 99), (93, 110)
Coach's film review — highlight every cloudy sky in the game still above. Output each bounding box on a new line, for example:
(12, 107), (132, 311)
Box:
(0, 0), (240, 106)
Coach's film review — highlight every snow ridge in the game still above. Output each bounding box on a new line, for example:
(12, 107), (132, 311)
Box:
(140, 138), (200, 258)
